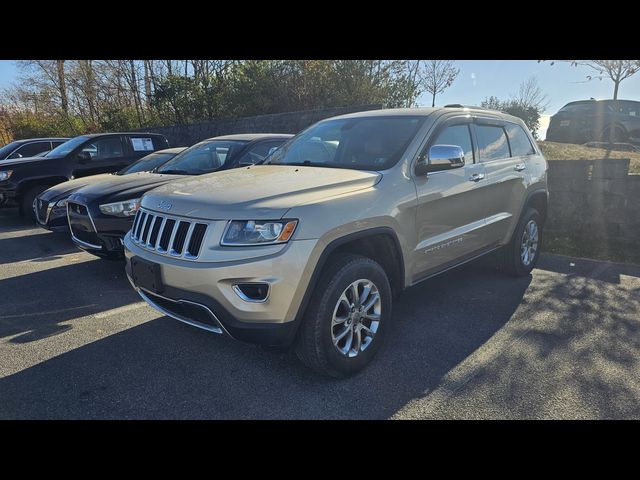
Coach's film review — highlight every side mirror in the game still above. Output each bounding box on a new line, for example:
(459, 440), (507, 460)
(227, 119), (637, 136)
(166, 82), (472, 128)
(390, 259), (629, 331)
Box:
(415, 144), (465, 175)
(77, 151), (92, 163)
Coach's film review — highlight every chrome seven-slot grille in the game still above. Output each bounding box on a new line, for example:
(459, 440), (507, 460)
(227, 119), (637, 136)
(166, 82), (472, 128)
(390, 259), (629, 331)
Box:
(130, 208), (208, 259)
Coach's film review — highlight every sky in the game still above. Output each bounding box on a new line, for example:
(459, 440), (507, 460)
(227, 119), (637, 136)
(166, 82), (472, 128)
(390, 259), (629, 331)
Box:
(1, 60), (639, 139)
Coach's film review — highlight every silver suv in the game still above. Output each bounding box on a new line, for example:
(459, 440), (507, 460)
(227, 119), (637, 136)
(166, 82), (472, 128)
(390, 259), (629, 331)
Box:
(124, 107), (548, 377)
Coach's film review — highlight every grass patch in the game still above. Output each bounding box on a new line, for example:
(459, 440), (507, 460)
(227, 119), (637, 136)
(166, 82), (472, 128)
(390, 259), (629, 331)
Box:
(538, 141), (640, 174)
(543, 233), (640, 265)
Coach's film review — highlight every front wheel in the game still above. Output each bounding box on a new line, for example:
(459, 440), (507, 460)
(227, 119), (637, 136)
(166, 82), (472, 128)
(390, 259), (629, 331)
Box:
(502, 208), (542, 276)
(295, 254), (392, 378)
(20, 185), (49, 221)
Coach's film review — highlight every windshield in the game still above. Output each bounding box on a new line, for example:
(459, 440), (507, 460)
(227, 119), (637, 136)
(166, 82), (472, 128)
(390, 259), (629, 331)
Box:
(267, 116), (425, 171)
(45, 136), (89, 157)
(117, 151), (182, 175)
(157, 140), (247, 175)
(0, 141), (21, 159)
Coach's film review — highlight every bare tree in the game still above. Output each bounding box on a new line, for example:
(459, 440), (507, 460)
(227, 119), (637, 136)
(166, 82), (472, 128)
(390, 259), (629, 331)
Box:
(422, 60), (459, 107)
(573, 60), (640, 100)
(544, 60), (640, 100)
(511, 76), (549, 111)
(56, 60), (68, 113)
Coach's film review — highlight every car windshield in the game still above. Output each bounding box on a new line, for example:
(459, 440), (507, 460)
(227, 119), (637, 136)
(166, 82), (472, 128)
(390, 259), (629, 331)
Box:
(45, 136), (89, 157)
(0, 141), (21, 159)
(117, 151), (182, 175)
(266, 116), (425, 171)
(156, 140), (247, 175)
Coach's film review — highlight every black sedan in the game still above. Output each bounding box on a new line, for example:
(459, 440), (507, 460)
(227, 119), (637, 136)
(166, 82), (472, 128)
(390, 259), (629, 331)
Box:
(66, 134), (292, 259)
(35, 148), (186, 231)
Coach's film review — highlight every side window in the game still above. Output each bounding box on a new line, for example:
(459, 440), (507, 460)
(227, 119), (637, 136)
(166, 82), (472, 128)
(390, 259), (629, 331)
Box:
(8, 141), (51, 159)
(476, 125), (510, 161)
(82, 137), (124, 160)
(51, 141), (67, 149)
(431, 124), (474, 163)
(236, 140), (285, 165)
(505, 123), (535, 156)
(128, 136), (161, 153)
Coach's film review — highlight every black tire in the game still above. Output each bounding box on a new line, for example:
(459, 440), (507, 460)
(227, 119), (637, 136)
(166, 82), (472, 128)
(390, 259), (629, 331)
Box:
(600, 126), (626, 143)
(295, 253), (392, 378)
(502, 207), (542, 276)
(20, 185), (49, 221)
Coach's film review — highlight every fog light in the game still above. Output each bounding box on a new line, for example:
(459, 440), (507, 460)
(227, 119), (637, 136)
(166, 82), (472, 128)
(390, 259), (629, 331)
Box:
(233, 283), (270, 302)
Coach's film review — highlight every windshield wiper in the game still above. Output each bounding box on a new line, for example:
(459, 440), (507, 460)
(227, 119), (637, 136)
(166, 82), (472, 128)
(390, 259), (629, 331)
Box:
(270, 160), (333, 168)
(157, 169), (192, 175)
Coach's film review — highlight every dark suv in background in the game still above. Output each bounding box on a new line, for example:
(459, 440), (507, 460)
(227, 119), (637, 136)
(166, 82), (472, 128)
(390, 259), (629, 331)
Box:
(546, 99), (640, 144)
(0, 132), (169, 219)
(0, 137), (69, 161)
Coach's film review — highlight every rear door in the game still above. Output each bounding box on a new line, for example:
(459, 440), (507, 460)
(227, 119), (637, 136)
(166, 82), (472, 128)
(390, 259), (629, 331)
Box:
(71, 136), (127, 178)
(472, 118), (531, 247)
(411, 116), (490, 281)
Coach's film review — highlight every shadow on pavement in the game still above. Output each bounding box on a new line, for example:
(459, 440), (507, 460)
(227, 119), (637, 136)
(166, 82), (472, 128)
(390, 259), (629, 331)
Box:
(0, 259), (139, 343)
(0, 262), (533, 419)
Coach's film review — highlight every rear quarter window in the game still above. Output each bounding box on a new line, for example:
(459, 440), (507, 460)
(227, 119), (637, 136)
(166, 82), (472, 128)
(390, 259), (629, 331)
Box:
(128, 136), (167, 153)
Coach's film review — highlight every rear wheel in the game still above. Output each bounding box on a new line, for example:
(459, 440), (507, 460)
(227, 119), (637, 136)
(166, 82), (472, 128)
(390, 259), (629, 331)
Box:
(295, 253), (392, 378)
(20, 185), (49, 221)
(601, 126), (626, 143)
(502, 208), (542, 276)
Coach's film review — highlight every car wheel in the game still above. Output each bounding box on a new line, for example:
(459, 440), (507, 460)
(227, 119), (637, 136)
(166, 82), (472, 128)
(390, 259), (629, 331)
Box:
(295, 253), (392, 378)
(502, 208), (542, 276)
(601, 126), (626, 143)
(20, 185), (49, 221)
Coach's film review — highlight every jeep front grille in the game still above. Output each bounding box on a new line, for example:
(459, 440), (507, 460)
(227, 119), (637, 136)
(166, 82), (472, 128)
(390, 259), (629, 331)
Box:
(130, 208), (209, 259)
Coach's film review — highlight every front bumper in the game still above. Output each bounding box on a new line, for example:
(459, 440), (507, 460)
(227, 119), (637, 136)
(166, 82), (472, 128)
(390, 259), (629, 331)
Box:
(67, 200), (133, 257)
(35, 199), (69, 231)
(124, 233), (319, 346)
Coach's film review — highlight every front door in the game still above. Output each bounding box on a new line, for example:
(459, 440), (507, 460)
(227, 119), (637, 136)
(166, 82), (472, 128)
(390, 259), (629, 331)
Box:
(72, 136), (127, 178)
(411, 118), (491, 282)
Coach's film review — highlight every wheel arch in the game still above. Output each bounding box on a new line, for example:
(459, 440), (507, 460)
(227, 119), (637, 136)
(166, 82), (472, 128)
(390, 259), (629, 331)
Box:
(294, 227), (405, 327)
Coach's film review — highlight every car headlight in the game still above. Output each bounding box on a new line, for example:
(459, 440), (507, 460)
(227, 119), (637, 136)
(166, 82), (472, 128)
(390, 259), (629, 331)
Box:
(99, 198), (141, 217)
(55, 198), (68, 208)
(221, 220), (298, 246)
(0, 170), (13, 181)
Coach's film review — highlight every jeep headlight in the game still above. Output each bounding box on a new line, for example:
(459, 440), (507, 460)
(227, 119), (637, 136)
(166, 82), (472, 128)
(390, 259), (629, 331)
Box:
(99, 198), (141, 217)
(0, 170), (13, 181)
(221, 220), (298, 246)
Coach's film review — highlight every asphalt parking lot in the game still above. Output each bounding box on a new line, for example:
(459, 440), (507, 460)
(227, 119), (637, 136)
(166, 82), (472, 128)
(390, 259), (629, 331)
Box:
(1, 208), (639, 419)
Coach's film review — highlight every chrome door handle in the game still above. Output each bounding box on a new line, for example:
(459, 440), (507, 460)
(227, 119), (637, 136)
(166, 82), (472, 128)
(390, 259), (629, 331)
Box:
(469, 173), (485, 182)
(514, 163), (526, 172)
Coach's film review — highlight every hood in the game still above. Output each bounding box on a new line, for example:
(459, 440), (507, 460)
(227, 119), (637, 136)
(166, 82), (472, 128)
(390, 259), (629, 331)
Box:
(39, 173), (114, 202)
(0, 154), (64, 168)
(141, 165), (382, 220)
(68, 171), (183, 206)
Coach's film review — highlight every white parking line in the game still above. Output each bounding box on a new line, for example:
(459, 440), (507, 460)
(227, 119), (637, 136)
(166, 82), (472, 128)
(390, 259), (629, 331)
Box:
(94, 302), (148, 318)
(0, 304), (97, 320)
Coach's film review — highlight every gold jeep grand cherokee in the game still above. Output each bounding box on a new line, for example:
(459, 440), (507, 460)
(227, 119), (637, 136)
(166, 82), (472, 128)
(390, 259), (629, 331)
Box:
(124, 107), (548, 377)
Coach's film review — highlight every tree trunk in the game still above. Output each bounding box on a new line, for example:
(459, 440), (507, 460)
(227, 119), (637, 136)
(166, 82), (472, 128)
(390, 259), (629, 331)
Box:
(130, 60), (144, 127)
(81, 60), (97, 126)
(432, 91), (436, 107)
(56, 60), (69, 114)
(613, 80), (619, 100)
(143, 60), (152, 107)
